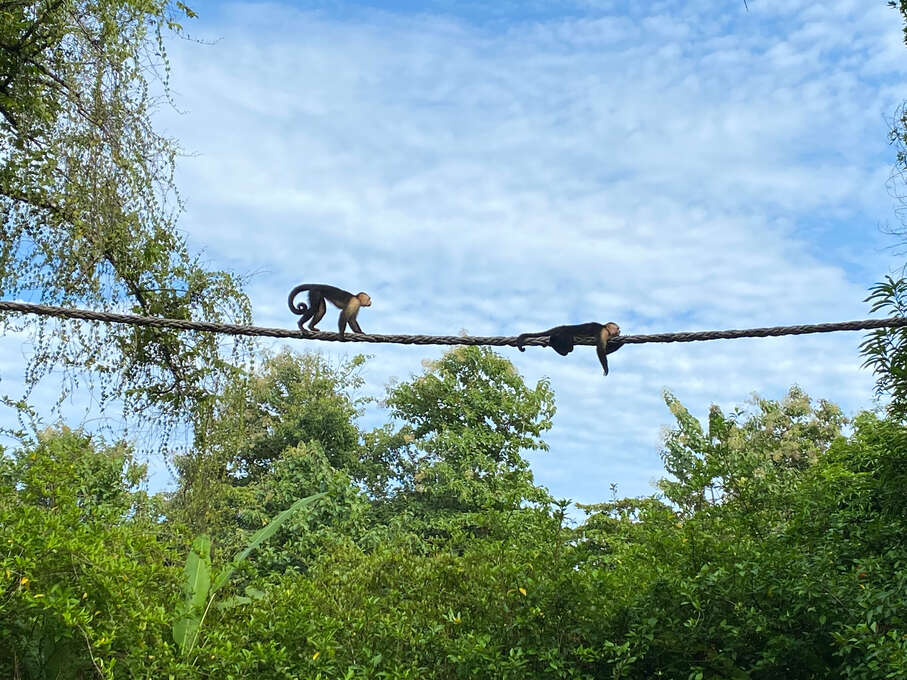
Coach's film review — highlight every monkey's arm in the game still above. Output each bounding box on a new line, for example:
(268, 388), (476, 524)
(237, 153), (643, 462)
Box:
(337, 297), (364, 338)
(338, 316), (366, 337)
(594, 323), (621, 376)
(596, 343), (610, 375)
(595, 341), (624, 375)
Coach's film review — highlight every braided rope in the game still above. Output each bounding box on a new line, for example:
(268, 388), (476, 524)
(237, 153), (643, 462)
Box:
(1, 300), (905, 349)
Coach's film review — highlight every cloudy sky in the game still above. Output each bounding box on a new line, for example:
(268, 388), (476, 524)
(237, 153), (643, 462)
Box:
(6, 0), (907, 506)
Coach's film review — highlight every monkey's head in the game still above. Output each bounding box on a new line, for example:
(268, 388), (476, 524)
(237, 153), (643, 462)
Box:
(356, 293), (372, 307)
(604, 322), (620, 337)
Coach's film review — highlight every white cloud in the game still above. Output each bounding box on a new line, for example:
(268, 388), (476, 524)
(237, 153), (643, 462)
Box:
(158, 0), (907, 502)
(4, 0), (904, 503)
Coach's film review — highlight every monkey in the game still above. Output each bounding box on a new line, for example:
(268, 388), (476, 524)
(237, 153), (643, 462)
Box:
(288, 283), (371, 338)
(516, 321), (621, 375)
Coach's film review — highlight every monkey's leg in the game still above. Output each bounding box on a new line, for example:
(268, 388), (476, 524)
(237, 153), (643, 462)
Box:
(548, 334), (575, 356)
(348, 318), (363, 334)
(308, 296), (327, 330)
(295, 304), (315, 331)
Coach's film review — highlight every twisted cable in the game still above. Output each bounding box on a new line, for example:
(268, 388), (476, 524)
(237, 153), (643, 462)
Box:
(1, 300), (905, 349)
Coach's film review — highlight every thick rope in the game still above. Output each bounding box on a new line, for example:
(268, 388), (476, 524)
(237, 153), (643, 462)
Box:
(1, 300), (906, 349)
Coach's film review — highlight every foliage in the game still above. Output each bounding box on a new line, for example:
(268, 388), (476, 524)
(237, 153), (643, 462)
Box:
(172, 535), (212, 659)
(578, 391), (907, 680)
(193, 349), (368, 482)
(172, 492), (325, 658)
(0, 1), (251, 443)
(169, 350), (370, 565)
(658, 385), (845, 514)
(213, 442), (372, 575)
(374, 346), (556, 524)
(861, 276), (907, 421)
(868, 3), (907, 419)
(0, 427), (187, 678)
(4, 3), (907, 679)
(825, 413), (907, 678)
(195, 505), (601, 680)
(3, 358), (907, 679)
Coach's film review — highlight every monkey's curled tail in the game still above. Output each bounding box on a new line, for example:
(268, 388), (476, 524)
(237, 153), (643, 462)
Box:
(516, 332), (542, 352)
(288, 284), (314, 315)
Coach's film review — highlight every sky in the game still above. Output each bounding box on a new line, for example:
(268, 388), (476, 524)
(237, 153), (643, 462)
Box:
(4, 0), (907, 507)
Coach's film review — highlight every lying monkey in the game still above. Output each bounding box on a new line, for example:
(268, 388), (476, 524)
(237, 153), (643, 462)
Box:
(288, 283), (371, 338)
(516, 321), (621, 375)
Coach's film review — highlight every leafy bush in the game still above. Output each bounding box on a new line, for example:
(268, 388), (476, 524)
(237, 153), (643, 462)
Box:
(0, 428), (185, 678)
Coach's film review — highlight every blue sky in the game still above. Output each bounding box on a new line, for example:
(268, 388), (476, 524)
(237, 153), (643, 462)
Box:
(3, 0), (907, 507)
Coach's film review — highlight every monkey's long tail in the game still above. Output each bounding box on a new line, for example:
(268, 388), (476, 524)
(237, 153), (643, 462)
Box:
(288, 284), (313, 315)
(515, 332), (545, 352)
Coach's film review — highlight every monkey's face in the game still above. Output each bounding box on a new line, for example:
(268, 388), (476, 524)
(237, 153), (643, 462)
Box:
(604, 322), (620, 337)
(357, 293), (372, 307)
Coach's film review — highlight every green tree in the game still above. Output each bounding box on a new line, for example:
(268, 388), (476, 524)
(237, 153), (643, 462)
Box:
(578, 389), (907, 679)
(861, 276), (907, 421)
(0, 1), (251, 441)
(197, 350), (367, 482)
(823, 413), (907, 678)
(170, 350), (370, 564)
(862, 2), (907, 421)
(372, 346), (556, 524)
(195, 504), (601, 680)
(658, 385), (845, 516)
(0, 427), (185, 678)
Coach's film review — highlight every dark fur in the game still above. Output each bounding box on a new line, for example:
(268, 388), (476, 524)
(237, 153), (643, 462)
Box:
(517, 322), (621, 375)
(288, 283), (370, 337)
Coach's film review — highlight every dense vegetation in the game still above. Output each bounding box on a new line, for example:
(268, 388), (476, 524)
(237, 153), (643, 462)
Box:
(3, 2), (907, 679)
(2, 348), (907, 678)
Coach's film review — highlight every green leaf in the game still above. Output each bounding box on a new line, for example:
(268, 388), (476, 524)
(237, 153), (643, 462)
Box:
(212, 492), (326, 594)
(245, 586), (266, 600)
(172, 534), (211, 654)
(215, 595), (252, 610)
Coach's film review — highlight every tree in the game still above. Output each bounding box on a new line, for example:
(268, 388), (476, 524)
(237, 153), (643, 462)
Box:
(861, 3), (907, 421)
(0, 1), (251, 443)
(860, 276), (907, 421)
(370, 346), (556, 525)
(169, 350), (369, 553)
(577, 390), (907, 679)
(0, 427), (184, 678)
(658, 385), (845, 516)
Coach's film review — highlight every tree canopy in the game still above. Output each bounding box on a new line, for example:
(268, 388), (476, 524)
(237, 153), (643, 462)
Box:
(0, 0), (250, 444)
